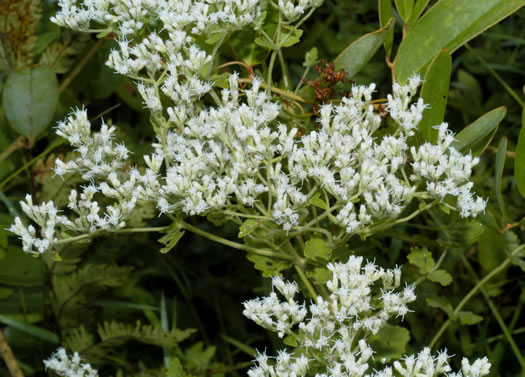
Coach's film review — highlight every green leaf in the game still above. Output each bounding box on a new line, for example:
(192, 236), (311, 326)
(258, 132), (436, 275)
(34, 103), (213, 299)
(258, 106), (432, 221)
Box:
(0, 246), (45, 286)
(0, 314), (59, 343)
(209, 72), (230, 89)
(451, 106), (506, 157)
(334, 17), (395, 78)
(407, 0), (430, 28)
(394, 0), (414, 21)
(427, 269), (453, 286)
(394, 0), (525, 83)
(230, 29), (268, 66)
(378, 0), (394, 56)
(220, 334), (256, 357)
(254, 36), (276, 50)
(304, 238), (331, 260)
(278, 26), (303, 48)
(308, 192), (328, 210)
(304, 47), (319, 67)
(426, 296), (453, 317)
(478, 228), (508, 272)
(495, 137), (508, 220)
(515, 106), (525, 197)
(306, 267), (332, 285)
(158, 223), (185, 253)
(407, 247), (435, 274)
(283, 333), (297, 347)
(369, 324), (410, 361)
(246, 254), (291, 277)
(458, 311), (483, 325)
(2, 65), (58, 139)
(238, 219), (261, 238)
(167, 357), (187, 377)
(419, 49), (452, 143)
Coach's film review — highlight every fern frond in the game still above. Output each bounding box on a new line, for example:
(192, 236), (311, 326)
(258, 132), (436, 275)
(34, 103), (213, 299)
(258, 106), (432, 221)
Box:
(63, 325), (95, 351)
(53, 264), (134, 326)
(39, 30), (90, 73)
(0, 0), (41, 72)
(97, 320), (196, 348)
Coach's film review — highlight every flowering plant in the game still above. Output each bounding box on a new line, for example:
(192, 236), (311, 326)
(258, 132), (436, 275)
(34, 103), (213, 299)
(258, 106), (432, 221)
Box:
(0, 0), (524, 376)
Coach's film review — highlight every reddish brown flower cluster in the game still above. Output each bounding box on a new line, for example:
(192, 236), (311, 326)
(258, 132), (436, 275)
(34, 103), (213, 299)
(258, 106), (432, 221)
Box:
(302, 59), (353, 104)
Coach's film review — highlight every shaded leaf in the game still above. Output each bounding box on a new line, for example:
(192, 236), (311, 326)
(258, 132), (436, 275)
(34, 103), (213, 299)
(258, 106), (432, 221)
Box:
(369, 324), (410, 361)
(304, 238), (331, 260)
(426, 296), (453, 317)
(515, 106), (525, 197)
(159, 222), (185, 253)
(458, 311), (483, 325)
(394, 0), (525, 83)
(407, 247), (435, 274)
(419, 49), (452, 143)
(427, 269), (453, 286)
(495, 137), (508, 220)
(378, 0), (394, 56)
(334, 17), (395, 78)
(238, 219), (261, 238)
(451, 106), (506, 156)
(394, 0), (414, 22)
(0, 314), (58, 343)
(3, 65), (58, 139)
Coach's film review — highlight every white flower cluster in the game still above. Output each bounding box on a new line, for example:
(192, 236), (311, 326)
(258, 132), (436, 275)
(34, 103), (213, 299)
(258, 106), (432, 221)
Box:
(243, 256), (491, 377)
(44, 347), (98, 377)
(9, 74), (486, 254)
(278, 0), (324, 22)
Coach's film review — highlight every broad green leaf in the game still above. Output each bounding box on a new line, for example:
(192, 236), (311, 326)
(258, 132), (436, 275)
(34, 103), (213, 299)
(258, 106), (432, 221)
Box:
(451, 106), (506, 157)
(0, 314), (59, 343)
(394, 0), (414, 22)
(427, 269), (453, 286)
(419, 49), (452, 144)
(407, 0), (430, 28)
(394, 0), (525, 83)
(306, 267), (332, 285)
(369, 324), (410, 361)
(238, 219), (261, 238)
(283, 333), (298, 347)
(515, 106), (525, 197)
(308, 192), (328, 210)
(478, 228), (508, 272)
(334, 17), (395, 78)
(158, 223), (185, 253)
(458, 311), (483, 325)
(278, 26), (303, 48)
(254, 36), (276, 50)
(378, 0), (394, 56)
(426, 296), (453, 317)
(246, 254), (291, 277)
(0, 246), (45, 286)
(2, 65), (58, 139)
(407, 247), (435, 274)
(304, 238), (331, 260)
(495, 137), (508, 220)
(230, 29), (268, 66)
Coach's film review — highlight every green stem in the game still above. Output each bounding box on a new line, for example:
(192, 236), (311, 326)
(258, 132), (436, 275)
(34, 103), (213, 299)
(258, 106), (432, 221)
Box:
(267, 50), (278, 93)
(461, 255), (525, 371)
(465, 44), (524, 107)
(53, 226), (171, 246)
(278, 49), (292, 90)
(429, 244), (525, 349)
(294, 264), (318, 303)
(179, 220), (294, 261)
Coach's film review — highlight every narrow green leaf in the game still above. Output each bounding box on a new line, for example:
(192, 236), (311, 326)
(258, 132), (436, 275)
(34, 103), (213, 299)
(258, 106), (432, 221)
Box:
(220, 334), (257, 357)
(378, 0), (394, 56)
(515, 106), (525, 197)
(334, 17), (395, 77)
(427, 269), (453, 286)
(394, 0), (525, 83)
(458, 311), (483, 325)
(407, 0), (430, 28)
(0, 314), (59, 343)
(451, 106), (506, 156)
(304, 238), (331, 260)
(238, 219), (261, 238)
(394, 0), (414, 22)
(419, 49), (452, 144)
(495, 137), (508, 220)
(2, 65), (58, 139)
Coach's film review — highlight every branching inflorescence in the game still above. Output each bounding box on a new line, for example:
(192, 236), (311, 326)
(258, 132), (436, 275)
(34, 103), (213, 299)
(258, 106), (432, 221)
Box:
(243, 256), (491, 377)
(7, 0), (492, 374)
